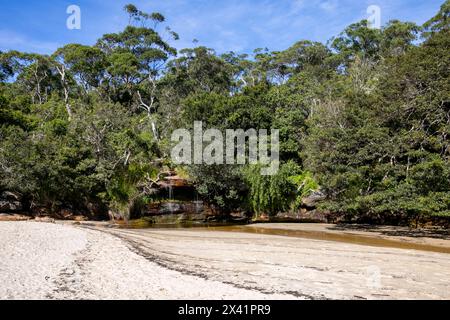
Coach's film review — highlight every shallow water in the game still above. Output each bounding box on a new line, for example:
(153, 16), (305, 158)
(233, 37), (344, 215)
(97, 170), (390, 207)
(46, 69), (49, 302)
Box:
(119, 221), (450, 254)
(120, 222), (450, 254)
(202, 225), (450, 254)
(118, 220), (247, 229)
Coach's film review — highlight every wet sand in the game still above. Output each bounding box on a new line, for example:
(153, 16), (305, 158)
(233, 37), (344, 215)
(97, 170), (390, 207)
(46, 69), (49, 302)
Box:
(1, 221), (449, 300)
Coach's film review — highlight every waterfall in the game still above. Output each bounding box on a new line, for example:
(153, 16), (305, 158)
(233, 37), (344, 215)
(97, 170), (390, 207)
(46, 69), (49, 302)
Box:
(194, 191), (202, 213)
(168, 185), (174, 214)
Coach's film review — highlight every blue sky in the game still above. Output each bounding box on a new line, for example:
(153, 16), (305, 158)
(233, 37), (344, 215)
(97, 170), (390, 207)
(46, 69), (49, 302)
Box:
(0, 0), (444, 55)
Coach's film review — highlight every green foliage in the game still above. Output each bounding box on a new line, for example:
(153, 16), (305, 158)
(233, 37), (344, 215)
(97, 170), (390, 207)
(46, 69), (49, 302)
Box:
(303, 16), (450, 222)
(0, 51), (14, 81)
(288, 171), (320, 209)
(188, 165), (245, 214)
(423, 0), (450, 34)
(244, 161), (302, 216)
(0, 2), (448, 224)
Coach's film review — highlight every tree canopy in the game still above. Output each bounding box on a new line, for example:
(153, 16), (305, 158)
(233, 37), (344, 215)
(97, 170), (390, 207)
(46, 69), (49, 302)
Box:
(1, 2), (448, 225)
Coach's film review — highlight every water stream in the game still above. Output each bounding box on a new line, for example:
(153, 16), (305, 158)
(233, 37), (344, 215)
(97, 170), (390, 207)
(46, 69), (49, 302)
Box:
(121, 222), (450, 254)
(202, 225), (450, 254)
(167, 185), (174, 214)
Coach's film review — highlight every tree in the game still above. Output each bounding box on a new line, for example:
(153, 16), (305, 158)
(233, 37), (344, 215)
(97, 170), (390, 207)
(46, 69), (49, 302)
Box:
(331, 20), (383, 64)
(52, 44), (106, 94)
(96, 5), (178, 140)
(2, 52), (57, 105)
(51, 50), (76, 119)
(244, 162), (302, 217)
(0, 51), (13, 82)
(423, 0), (449, 35)
(381, 20), (421, 55)
(1, 1), (449, 224)
(303, 9), (450, 223)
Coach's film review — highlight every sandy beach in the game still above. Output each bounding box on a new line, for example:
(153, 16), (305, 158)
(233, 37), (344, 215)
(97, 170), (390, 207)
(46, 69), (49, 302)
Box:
(1, 221), (449, 300)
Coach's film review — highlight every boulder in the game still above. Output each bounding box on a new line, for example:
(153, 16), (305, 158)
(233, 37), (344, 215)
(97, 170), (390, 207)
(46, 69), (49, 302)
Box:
(73, 215), (88, 222)
(108, 210), (123, 221)
(0, 213), (32, 221)
(34, 216), (56, 223)
(0, 191), (23, 212)
(0, 200), (23, 212)
(302, 191), (326, 209)
(141, 201), (210, 216)
(1, 191), (21, 201)
(273, 208), (331, 223)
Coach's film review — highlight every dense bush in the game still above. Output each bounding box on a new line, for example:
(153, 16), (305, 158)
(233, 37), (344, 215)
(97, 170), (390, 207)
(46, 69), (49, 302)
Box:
(0, 2), (448, 223)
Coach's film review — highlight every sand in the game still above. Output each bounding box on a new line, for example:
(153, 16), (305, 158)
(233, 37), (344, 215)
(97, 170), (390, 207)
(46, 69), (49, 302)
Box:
(0, 221), (291, 300)
(1, 221), (449, 300)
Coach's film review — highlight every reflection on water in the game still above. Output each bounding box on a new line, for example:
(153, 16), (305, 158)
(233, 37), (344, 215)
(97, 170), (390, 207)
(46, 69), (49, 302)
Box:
(120, 220), (247, 230)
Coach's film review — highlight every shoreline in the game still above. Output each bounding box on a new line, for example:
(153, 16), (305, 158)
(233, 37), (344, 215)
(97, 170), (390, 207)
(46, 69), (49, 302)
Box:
(225, 223), (450, 254)
(82, 220), (450, 253)
(1, 221), (450, 300)
(0, 221), (292, 300)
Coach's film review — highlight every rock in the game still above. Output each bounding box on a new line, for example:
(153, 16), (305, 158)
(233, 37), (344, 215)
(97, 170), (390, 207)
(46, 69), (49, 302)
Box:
(0, 213), (32, 221)
(273, 209), (330, 223)
(0, 191), (24, 212)
(0, 200), (23, 212)
(141, 201), (210, 217)
(86, 202), (108, 220)
(1, 191), (21, 201)
(73, 216), (88, 222)
(60, 209), (76, 220)
(302, 191), (326, 209)
(299, 209), (329, 223)
(108, 210), (123, 221)
(32, 207), (51, 217)
(34, 217), (56, 223)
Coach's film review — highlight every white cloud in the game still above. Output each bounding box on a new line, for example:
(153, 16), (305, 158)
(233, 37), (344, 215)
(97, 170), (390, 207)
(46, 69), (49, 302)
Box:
(320, 0), (338, 12)
(0, 30), (60, 54)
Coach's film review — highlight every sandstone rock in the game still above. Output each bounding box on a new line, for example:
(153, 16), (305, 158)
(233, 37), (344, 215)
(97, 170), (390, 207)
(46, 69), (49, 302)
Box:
(0, 213), (32, 221)
(73, 215), (88, 222)
(32, 207), (51, 216)
(60, 208), (76, 219)
(0, 191), (23, 212)
(86, 202), (108, 220)
(108, 210), (123, 221)
(141, 201), (210, 217)
(298, 209), (329, 223)
(0, 200), (23, 212)
(34, 217), (56, 223)
(302, 191), (326, 209)
(1, 191), (21, 201)
(274, 209), (330, 223)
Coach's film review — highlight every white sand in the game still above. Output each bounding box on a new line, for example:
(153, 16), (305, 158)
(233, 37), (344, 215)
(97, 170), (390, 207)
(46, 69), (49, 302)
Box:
(1, 221), (450, 300)
(0, 222), (291, 300)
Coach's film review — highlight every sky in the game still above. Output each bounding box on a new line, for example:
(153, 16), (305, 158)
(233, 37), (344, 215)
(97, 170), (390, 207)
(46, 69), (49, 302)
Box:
(0, 0), (445, 55)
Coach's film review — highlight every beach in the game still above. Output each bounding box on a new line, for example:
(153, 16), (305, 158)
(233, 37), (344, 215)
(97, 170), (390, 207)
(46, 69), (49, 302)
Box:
(1, 221), (449, 300)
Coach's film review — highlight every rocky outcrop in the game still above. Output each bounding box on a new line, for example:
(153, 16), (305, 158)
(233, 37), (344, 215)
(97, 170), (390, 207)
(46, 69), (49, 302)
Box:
(0, 192), (23, 213)
(268, 192), (333, 223)
(301, 191), (326, 209)
(0, 213), (32, 221)
(142, 201), (208, 216)
(274, 209), (330, 223)
(0, 201), (22, 212)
